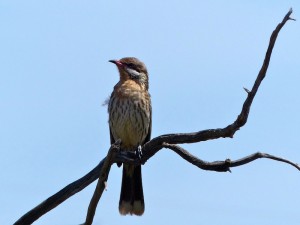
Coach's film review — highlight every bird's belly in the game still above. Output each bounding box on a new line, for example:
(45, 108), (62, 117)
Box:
(109, 98), (149, 150)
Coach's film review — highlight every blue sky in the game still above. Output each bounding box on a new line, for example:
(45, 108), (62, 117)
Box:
(1, 1), (300, 225)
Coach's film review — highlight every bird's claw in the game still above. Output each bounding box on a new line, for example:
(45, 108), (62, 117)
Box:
(136, 145), (143, 162)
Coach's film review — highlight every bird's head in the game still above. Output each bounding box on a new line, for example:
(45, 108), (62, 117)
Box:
(109, 57), (149, 90)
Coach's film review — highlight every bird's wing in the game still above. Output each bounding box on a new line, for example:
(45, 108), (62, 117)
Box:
(143, 102), (152, 145)
(109, 127), (115, 145)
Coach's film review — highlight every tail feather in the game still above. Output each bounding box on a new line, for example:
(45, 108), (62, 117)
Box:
(119, 165), (144, 215)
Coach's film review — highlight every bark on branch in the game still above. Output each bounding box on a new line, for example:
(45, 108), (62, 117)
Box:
(162, 143), (300, 172)
(84, 140), (121, 225)
(14, 8), (296, 225)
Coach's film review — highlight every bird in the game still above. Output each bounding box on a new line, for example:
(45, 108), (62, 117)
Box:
(107, 57), (152, 216)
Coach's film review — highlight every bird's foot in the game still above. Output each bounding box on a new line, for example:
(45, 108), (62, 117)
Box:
(136, 145), (143, 162)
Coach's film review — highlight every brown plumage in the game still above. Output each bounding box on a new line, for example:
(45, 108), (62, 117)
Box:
(108, 57), (151, 215)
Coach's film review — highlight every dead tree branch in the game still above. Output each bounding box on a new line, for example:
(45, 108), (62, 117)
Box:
(139, 8), (295, 162)
(163, 143), (300, 172)
(14, 8), (296, 225)
(84, 140), (121, 225)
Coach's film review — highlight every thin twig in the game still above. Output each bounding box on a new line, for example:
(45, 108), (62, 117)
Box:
(84, 140), (121, 225)
(230, 152), (300, 170)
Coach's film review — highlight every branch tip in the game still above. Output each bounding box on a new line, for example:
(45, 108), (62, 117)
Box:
(286, 8), (295, 21)
(243, 87), (251, 94)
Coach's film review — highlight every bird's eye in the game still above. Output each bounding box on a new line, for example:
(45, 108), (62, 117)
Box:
(126, 63), (135, 68)
(126, 63), (141, 73)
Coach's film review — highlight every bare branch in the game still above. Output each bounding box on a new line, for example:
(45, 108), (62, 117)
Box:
(84, 140), (121, 225)
(14, 160), (106, 225)
(141, 8), (294, 161)
(230, 152), (300, 170)
(13, 9), (296, 225)
(163, 143), (300, 172)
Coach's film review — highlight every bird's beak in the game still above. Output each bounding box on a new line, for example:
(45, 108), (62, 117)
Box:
(109, 59), (123, 67)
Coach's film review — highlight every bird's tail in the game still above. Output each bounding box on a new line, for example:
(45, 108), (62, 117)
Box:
(119, 164), (144, 215)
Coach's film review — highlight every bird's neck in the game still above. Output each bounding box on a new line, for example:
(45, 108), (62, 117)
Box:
(114, 80), (147, 98)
